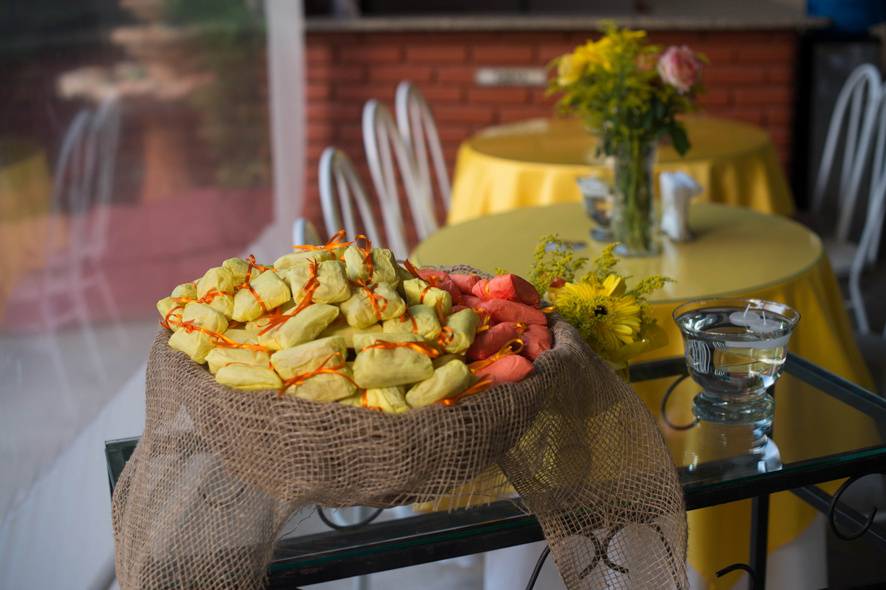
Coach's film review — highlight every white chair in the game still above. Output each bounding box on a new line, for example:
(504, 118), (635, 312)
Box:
(395, 81), (450, 233)
(20, 95), (123, 388)
(362, 99), (426, 259)
(812, 64), (883, 276)
(317, 146), (385, 247)
(291, 217), (321, 246)
(848, 90), (886, 336)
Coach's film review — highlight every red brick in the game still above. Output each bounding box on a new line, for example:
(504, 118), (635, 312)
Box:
(697, 88), (731, 107)
(433, 104), (496, 125)
(466, 87), (530, 104)
(307, 123), (333, 141)
(307, 63), (365, 83)
(417, 85), (464, 103)
(471, 44), (535, 64)
(307, 102), (363, 121)
(733, 87), (792, 105)
(306, 83), (332, 100)
(497, 106), (551, 123)
(766, 64), (794, 84)
(334, 84), (397, 103)
(690, 45), (737, 64)
(405, 45), (469, 63)
(435, 65), (477, 83)
(436, 125), (476, 142)
(765, 106), (792, 125)
(537, 43), (580, 63)
(339, 45), (403, 62)
(703, 65), (765, 85)
(735, 43), (795, 64)
(306, 43), (334, 64)
(368, 64), (433, 82)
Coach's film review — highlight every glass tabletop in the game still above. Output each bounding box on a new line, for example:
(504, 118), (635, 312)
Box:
(105, 354), (886, 586)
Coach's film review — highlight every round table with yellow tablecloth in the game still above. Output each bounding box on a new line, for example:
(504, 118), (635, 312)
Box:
(449, 116), (794, 225)
(412, 202), (874, 588)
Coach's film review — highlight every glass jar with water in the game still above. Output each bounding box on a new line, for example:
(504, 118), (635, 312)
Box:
(673, 298), (800, 456)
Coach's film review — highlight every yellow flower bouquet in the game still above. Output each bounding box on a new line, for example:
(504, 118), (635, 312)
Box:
(530, 235), (669, 368)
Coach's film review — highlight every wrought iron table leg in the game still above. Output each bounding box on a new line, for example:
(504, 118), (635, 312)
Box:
(750, 494), (769, 590)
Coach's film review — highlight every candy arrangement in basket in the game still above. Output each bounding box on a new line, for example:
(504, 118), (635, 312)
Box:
(155, 232), (551, 411)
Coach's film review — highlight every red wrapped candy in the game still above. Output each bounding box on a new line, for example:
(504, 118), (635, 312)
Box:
(461, 294), (484, 310)
(471, 274), (540, 306)
(467, 321), (526, 361)
(450, 273), (481, 295)
(476, 298), (547, 325)
(472, 354), (534, 385)
(415, 268), (462, 305)
(522, 323), (552, 360)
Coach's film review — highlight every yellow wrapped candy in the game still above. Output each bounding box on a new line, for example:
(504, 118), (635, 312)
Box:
(196, 266), (235, 318)
(232, 269), (292, 322)
(364, 387), (410, 414)
(284, 259), (350, 304)
(352, 331), (422, 350)
(270, 336), (347, 379)
(168, 329), (214, 364)
(442, 308), (480, 354)
(343, 244), (398, 285)
(340, 283), (406, 329)
(353, 333), (436, 388)
(273, 250), (334, 271)
(402, 279), (452, 317)
(223, 328), (258, 344)
(283, 359), (357, 402)
(406, 359), (474, 408)
(338, 394), (363, 407)
(205, 348), (270, 375)
(157, 297), (184, 328)
(171, 282), (197, 299)
(216, 365), (282, 390)
(318, 315), (382, 348)
(182, 302), (229, 334)
(383, 304), (441, 340)
(257, 303), (340, 350)
(222, 258), (250, 286)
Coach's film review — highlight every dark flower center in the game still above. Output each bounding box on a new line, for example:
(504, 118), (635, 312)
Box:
(593, 305), (608, 317)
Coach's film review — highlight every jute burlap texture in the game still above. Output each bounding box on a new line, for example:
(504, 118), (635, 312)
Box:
(112, 268), (687, 589)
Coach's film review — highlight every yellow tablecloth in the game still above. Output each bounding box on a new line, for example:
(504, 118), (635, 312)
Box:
(413, 203), (874, 587)
(449, 116), (795, 224)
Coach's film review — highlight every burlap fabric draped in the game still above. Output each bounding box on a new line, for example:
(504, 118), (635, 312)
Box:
(112, 266), (687, 589)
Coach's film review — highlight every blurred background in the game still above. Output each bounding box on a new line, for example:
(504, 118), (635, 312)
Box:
(1, 0), (884, 588)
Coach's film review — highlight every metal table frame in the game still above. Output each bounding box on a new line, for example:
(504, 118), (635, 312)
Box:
(105, 354), (886, 589)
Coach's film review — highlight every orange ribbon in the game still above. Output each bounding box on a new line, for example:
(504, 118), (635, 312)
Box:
(177, 320), (271, 352)
(160, 305), (185, 330)
(363, 340), (441, 359)
(391, 308), (419, 333)
(161, 287), (233, 329)
(439, 377), (494, 407)
(360, 391), (384, 412)
(237, 255), (272, 315)
(468, 339), (524, 373)
(293, 229), (352, 253)
(279, 352), (358, 396)
(436, 326), (454, 348)
(475, 310), (493, 334)
(541, 305), (556, 314)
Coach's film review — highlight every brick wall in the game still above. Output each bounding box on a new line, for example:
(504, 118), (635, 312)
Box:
(304, 29), (799, 233)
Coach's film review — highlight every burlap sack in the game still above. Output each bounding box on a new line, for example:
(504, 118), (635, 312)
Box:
(112, 268), (687, 589)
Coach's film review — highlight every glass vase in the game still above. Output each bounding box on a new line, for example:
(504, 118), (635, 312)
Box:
(609, 139), (660, 257)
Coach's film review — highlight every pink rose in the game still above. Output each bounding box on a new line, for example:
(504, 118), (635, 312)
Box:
(657, 46), (702, 93)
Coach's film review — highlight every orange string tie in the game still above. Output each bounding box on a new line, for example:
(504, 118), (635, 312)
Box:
(279, 352), (358, 396)
(357, 281), (388, 321)
(178, 320), (271, 353)
(288, 258), (321, 318)
(440, 377), (494, 407)
(238, 255), (271, 315)
(475, 311), (493, 334)
(514, 322), (527, 333)
(402, 259), (422, 279)
(469, 339), (524, 373)
(160, 304), (185, 330)
(395, 309), (419, 333)
(436, 326), (455, 347)
(363, 340), (441, 359)
(541, 305), (556, 314)
(293, 229), (352, 253)
(352, 234), (375, 279)
(360, 390), (384, 412)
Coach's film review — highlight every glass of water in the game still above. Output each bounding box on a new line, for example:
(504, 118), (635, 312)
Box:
(673, 298), (800, 452)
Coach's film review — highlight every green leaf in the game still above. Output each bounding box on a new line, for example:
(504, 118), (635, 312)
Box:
(670, 125), (690, 156)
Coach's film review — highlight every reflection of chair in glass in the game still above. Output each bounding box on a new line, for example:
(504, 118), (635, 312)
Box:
(291, 217), (321, 246)
(20, 95), (123, 385)
(362, 99), (423, 258)
(395, 81), (450, 233)
(848, 89), (886, 336)
(811, 64), (883, 276)
(318, 146), (385, 246)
